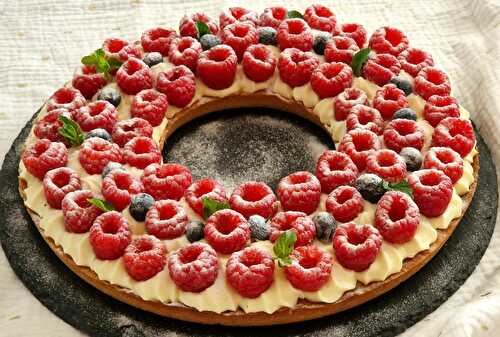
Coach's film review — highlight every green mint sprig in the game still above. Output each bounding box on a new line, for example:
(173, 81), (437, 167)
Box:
(351, 47), (371, 77)
(286, 10), (304, 19)
(196, 21), (210, 39)
(273, 230), (297, 267)
(202, 197), (230, 219)
(58, 115), (84, 147)
(87, 198), (115, 212)
(81, 48), (122, 80)
(382, 180), (413, 198)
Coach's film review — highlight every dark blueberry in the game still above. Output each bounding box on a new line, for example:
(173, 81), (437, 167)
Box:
(355, 173), (385, 204)
(143, 52), (163, 67)
(390, 77), (413, 96)
(97, 87), (121, 107)
(200, 34), (221, 51)
(129, 193), (155, 222)
(248, 215), (271, 241)
(393, 108), (417, 121)
(101, 161), (125, 179)
(258, 27), (277, 46)
(400, 147), (423, 172)
(186, 220), (205, 242)
(312, 212), (337, 243)
(313, 32), (332, 55)
(85, 128), (111, 141)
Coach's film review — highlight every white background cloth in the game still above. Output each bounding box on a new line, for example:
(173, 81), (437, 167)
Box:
(0, 0), (499, 336)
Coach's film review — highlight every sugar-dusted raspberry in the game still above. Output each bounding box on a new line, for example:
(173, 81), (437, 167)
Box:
(34, 108), (72, 143)
(185, 178), (227, 216)
(423, 147), (464, 184)
(46, 87), (86, 112)
(145, 200), (188, 239)
(398, 47), (434, 77)
(142, 163), (193, 201)
(102, 170), (143, 211)
(316, 150), (358, 194)
(424, 95), (460, 127)
(259, 6), (287, 29)
(130, 89), (168, 127)
(103, 38), (142, 61)
(324, 36), (359, 64)
(373, 84), (409, 120)
(141, 27), (178, 56)
(338, 129), (381, 170)
(72, 65), (107, 99)
(414, 66), (451, 100)
(156, 65), (196, 108)
(204, 209), (250, 254)
(22, 139), (68, 179)
(219, 7), (258, 29)
(334, 87), (368, 121)
(277, 171), (321, 214)
(197, 45), (238, 90)
(368, 26), (409, 56)
(284, 245), (332, 291)
(362, 53), (401, 86)
(221, 22), (259, 61)
(43, 167), (81, 209)
(226, 247), (274, 298)
(123, 235), (166, 281)
(229, 181), (277, 219)
(111, 118), (153, 148)
(168, 242), (219, 292)
(242, 44), (277, 82)
(123, 136), (161, 169)
(79, 137), (123, 175)
(311, 62), (353, 99)
(366, 149), (407, 183)
(168, 37), (202, 72)
(269, 211), (316, 246)
(89, 211), (131, 260)
(383, 119), (424, 153)
(73, 100), (117, 133)
(278, 48), (319, 87)
(333, 222), (382, 271)
(179, 12), (219, 38)
(61, 190), (102, 233)
(346, 104), (384, 135)
(408, 169), (453, 217)
(326, 186), (364, 223)
(432, 117), (475, 157)
(339, 23), (367, 48)
(115, 58), (153, 95)
(303, 4), (337, 32)
(277, 19), (313, 51)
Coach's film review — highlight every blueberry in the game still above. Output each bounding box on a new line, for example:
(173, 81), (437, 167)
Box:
(98, 87), (121, 107)
(258, 27), (277, 46)
(390, 77), (413, 96)
(85, 128), (111, 141)
(248, 215), (271, 241)
(355, 173), (385, 203)
(200, 34), (221, 51)
(186, 220), (205, 242)
(143, 52), (163, 67)
(400, 147), (423, 171)
(393, 108), (417, 121)
(129, 193), (155, 222)
(101, 161), (125, 178)
(313, 32), (331, 55)
(312, 212), (337, 243)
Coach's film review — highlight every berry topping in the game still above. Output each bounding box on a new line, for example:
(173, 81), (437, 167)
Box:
(141, 163), (192, 201)
(204, 209), (250, 254)
(102, 170), (143, 211)
(366, 149), (407, 183)
(248, 215), (271, 241)
(22, 139), (68, 179)
(432, 117), (475, 157)
(141, 27), (178, 56)
(101, 161), (125, 178)
(43, 167), (81, 209)
(129, 193), (155, 222)
(79, 137), (123, 175)
(313, 212), (337, 243)
(339, 23), (367, 48)
(270, 211), (316, 247)
(156, 65), (196, 108)
(383, 119), (424, 153)
(123, 136), (161, 169)
(338, 129), (381, 170)
(130, 89), (168, 127)
(259, 7), (287, 28)
(242, 44), (277, 83)
(46, 87), (86, 112)
(123, 235), (166, 281)
(368, 27), (409, 56)
(185, 178), (228, 217)
(423, 147), (464, 184)
(102, 38), (142, 61)
(400, 147), (423, 172)
(142, 52), (163, 68)
(424, 95), (460, 127)
(221, 22), (258, 61)
(230, 181), (277, 219)
(219, 7), (258, 29)
(333, 87), (368, 121)
(304, 4), (337, 32)
(168, 37), (202, 72)
(61, 190), (102, 233)
(258, 26), (278, 45)
(85, 128), (111, 141)
(197, 45), (238, 90)
(414, 66), (451, 100)
(408, 169), (453, 217)
(278, 48), (319, 87)
(362, 53), (401, 86)
(199, 34), (222, 50)
(284, 245), (332, 291)
(179, 13), (219, 38)
(186, 220), (205, 243)
(74, 100), (117, 133)
(116, 58), (153, 95)
(389, 76), (413, 96)
(277, 19), (314, 51)
(97, 87), (121, 107)
(72, 65), (107, 99)
(145, 200), (188, 239)
(112, 118), (153, 148)
(346, 104), (384, 135)
(315, 150), (358, 194)
(324, 36), (360, 64)
(373, 84), (409, 120)
(355, 173), (385, 203)
(90, 211), (131, 260)
(311, 62), (353, 99)
(326, 186), (364, 223)
(277, 171), (321, 214)
(34, 108), (72, 143)
(392, 107), (417, 121)
(398, 47), (434, 77)
(312, 32), (331, 55)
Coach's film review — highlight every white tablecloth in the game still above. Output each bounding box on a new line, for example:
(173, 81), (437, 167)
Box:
(0, 1), (499, 336)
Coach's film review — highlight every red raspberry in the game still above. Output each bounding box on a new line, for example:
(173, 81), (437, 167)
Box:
(408, 169), (453, 217)
(78, 137), (123, 175)
(383, 119), (424, 153)
(89, 211), (131, 260)
(123, 235), (166, 281)
(221, 22), (259, 61)
(226, 247), (274, 298)
(103, 38), (142, 61)
(398, 47), (434, 77)
(334, 87), (368, 121)
(168, 242), (219, 292)
(111, 118), (153, 148)
(61, 190), (102, 233)
(22, 139), (68, 179)
(339, 23), (367, 48)
(185, 178), (227, 216)
(432, 117), (475, 157)
(324, 36), (359, 64)
(414, 66), (451, 100)
(72, 65), (107, 99)
(73, 100), (117, 133)
(277, 19), (313, 51)
(346, 105), (384, 135)
(130, 89), (168, 127)
(142, 163), (192, 201)
(219, 7), (258, 29)
(34, 108), (72, 142)
(303, 4), (337, 32)
(424, 95), (460, 127)
(278, 48), (319, 87)
(259, 7), (287, 28)
(141, 27), (178, 56)
(333, 222), (382, 271)
(362, 53), (401, 86)
(145, 200), (188, 239)
(373, 84), (409, 120)
(168, 37), (202, 72)
(366, 149), (407, 183)
(316, 150), (359, 194)
(197, 45), (237, 90)
(204, 209), (250, 254)
(277, 171), (321, 214)
(326, 186), (364, 223)
(179, 13), (219, 38)
(338, 129), (381, 170)
(229, 181), (277, 219)
(311, 62), (353, 99)
(242, 44), (277, 82)
(102, 170), (143, 211)
(115, 58), (153, 95)
(156, 65), (196, 108)
(43, 167), (81, 209)
(284, 245), (332, 291)
(269, 211), (316, 247)
(123, 136), (161, 169)
(368, 27), (409, 56)
(46, 87), (86, 112)
(423, 147), (464, 184)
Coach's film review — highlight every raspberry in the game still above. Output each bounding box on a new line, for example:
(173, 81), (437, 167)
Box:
(43, 167), (81, 209)
(204, 209), (250, 254)
(398, 47), (434, 77)
(142, 163), (192, 201)
(221, 22), (259, 61)
(78, 137), (123, 175)
(242, 44), (277, 82)
(368, 27), (409, 56)
(284, 245), (332, 291)
(366, 149), (407, 183)
(61, 190), (102, 233)
(145, 200), (188, 239)
(156, 65), (196, 108)
(277, 171), (321, 214)
(383, 119), (424, 153)
(219, 7), (258, 29)
(277, 19), (313, 51)
(168, 37), (202, 72)
(74, 101), (117, 133)
(102, 170), (143, 211)
(278, 48), (319, 87)
(408, 169), (453, 217)
(423, 147), (464, 184)
(414, 66), (451, 100)
(334, 87), (368, 121)
(311, 62), (353, 99)
(141, 27), (178, 56)
(303, 4), (337, 32)
(346, 104), (384, 135)
(362, 53), (401, 86)
(180, 13), (219, 38)
(197, 45), (237, 90)
(34, 108), (72, 142)
(185, 178), (227, 216)
(315, 150), (358, 193)
(269, 211), (316, 246)
(229, 181), (277, 219)
(22, 139), (68, 179)
(324, 36), (359, 64)
(111, 118), (153, 148)
(326, 186), (364, 223)
(72, 65), (107, 99)
(424, 95), (460, 127)
(46, 87), (86, 112)
(123, 235), (166, 281)
(259, 7), (287, 29)
(168, 242), (218, 292)
(115, 58), (153, 95)
(333, 222), (382, 271)
(373, 84), (409, 120)
(130, 89), (168, 127)
(103, 38), (142, 61)
(226, 247), (274, 298)
(432, 117), (475, 157)
(89, 211), (131, 260)
(123, 136), (161, 169)
(339, 23), (367, 48)
(338, 129), (381, 170)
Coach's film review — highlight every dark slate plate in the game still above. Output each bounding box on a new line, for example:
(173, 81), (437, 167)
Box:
(0, 107), (497, 337)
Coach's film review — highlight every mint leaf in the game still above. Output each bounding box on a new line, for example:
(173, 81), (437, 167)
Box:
(81, 54), (97, 66)
(202, 197), (230, 219)
(81, 48), (121, 79)
(273, 230), (297, 267)
(58, 115), (84, 147)
(108, 57), (123, 70)
(382, 180), (413, 198)
(87, 198), (114, 212)
(95, 48), (105, 58)
(351, 47), (371, 77)
(286, 10), (303, 19)
(196, 21), (210, 38)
